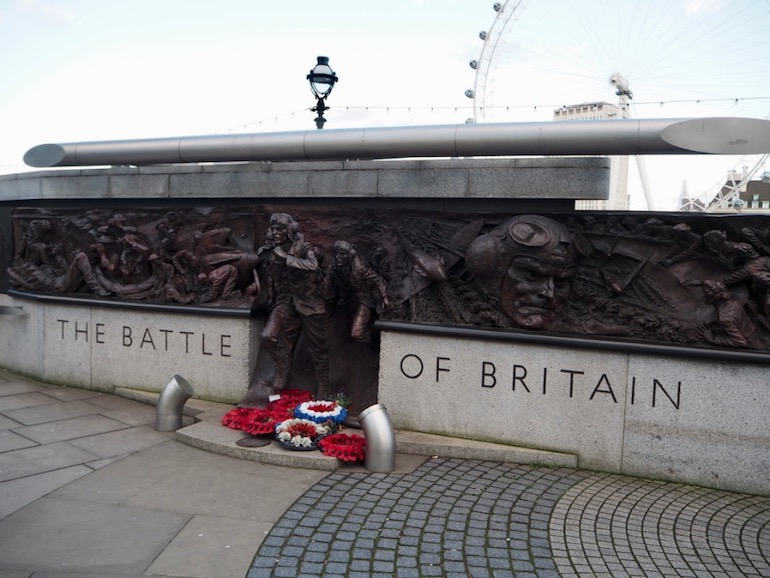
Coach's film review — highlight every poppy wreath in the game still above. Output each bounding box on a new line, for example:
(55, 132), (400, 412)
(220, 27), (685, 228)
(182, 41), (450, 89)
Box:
(271, 388), (314, 407)
(221, 407), (255, 430)
(266, 402), (296, 422)
(318, 433), (367, 462)
(275, 418), (331, 449)
(239, 408), (279, 435)
(221, 389), (315, 436)
(267, 389), (315, 420)
(295, 400), (348, 424)
(221, 407), (278, 435)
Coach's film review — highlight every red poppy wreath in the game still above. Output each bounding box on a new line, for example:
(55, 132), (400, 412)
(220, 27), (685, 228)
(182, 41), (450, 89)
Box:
(221, 407), (277, 435)
(318, 433), (367, 462)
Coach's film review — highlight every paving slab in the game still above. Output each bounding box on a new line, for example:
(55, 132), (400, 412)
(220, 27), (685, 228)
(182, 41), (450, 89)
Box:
(0, 392), (59, 412)
(36, 384), (104, 402)
(0, 571), (31, 578)
(0, 464), (92, 519)
(18, 573), (158, 578)
(3, 399), (105, 426)
(147, 514), (273, 578)
(0, 413), (22, 429)
(122, 450), (327, 522)
(82, 393), (156, 412)
(0, 429), (38, 452)
(0, 441), (98, 483)
(84, 452), (133, 470)
(0, 497), (191, 575)
(49, 440), (208, 502)
(0, 379), (47, 396)
(65, 424), (173, 458)
(97, 403), (158, 426)
(11, 414), (129, 444)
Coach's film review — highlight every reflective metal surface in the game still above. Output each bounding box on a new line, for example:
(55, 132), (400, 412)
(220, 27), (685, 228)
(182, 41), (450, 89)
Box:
(23, 117), (770, 168)
(155, 375), (194, 432)
(359, 403), (396, 473)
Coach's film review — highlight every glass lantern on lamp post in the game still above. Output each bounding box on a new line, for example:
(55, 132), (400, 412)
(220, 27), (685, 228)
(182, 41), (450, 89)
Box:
(307, 56), (338, 129)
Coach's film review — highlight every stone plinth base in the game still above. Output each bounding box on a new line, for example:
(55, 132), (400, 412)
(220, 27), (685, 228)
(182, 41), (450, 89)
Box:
(0, 293), (258, 404)
(378, 329), (770, 496)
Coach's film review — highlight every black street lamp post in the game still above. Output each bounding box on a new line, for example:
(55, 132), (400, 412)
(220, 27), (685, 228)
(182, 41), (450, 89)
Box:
(307, 56), (338, 129)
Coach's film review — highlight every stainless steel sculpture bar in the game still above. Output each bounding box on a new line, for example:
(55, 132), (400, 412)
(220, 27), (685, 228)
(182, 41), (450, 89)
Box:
(358, 403), (396, 473)
(24, 117), (770, 168)
(155, 375), (194, 432)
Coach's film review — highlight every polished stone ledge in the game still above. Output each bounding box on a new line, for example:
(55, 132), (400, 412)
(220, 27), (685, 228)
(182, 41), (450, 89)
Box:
(0, 157), (609, 203)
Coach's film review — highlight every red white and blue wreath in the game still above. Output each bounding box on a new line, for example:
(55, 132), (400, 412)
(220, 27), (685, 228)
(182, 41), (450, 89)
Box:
(294, 400), (348, 424)
(275, 418), (331, 450)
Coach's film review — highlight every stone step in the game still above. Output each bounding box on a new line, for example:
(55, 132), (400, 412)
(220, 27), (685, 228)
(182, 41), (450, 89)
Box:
(114, 386), (233, 416)
(173, 406), (578, 472)
(177, 420), (341, 471)
(394, 430), (577, 468)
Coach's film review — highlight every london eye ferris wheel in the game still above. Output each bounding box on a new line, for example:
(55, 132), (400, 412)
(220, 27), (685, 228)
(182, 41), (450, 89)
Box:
(465, 0), (770, 210)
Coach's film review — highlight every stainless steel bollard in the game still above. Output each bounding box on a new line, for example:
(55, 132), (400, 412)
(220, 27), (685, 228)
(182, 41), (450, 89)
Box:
(359, 404), (396, 473)
(155, 375), (194, 431)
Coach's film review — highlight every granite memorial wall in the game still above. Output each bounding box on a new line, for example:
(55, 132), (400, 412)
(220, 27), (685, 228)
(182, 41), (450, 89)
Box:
(1, 160), (768, 493)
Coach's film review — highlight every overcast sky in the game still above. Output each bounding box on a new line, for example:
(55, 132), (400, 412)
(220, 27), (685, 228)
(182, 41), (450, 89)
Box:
(2, 0), (769, 210)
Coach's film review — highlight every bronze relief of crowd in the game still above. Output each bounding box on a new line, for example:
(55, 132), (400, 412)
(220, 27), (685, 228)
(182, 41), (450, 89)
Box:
(8, 207), (770, 352)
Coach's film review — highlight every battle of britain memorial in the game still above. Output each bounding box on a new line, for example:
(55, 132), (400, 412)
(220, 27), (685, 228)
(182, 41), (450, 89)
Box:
(1, 117), (770, 494)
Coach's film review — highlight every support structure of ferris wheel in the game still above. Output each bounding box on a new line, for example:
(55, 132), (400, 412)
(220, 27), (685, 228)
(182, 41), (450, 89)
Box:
(612, 74), (656, 211)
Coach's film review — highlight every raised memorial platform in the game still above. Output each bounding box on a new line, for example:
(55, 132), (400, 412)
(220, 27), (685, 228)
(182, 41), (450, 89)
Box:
(2, 148), (769, 496)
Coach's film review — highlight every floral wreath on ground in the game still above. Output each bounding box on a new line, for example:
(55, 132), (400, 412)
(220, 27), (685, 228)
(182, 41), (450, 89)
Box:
(220, 389), (365, 461)
(220, 407), (276, 435)
(294, 400), (348, 424)
(220, 389), (313, 435)
(318, 432), (367, 462)
(275, 418), (331, 449)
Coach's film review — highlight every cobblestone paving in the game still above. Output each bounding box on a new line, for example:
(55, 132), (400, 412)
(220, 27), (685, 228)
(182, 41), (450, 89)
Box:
(247, 458), (770, 578)
(551, 473), (770, 578)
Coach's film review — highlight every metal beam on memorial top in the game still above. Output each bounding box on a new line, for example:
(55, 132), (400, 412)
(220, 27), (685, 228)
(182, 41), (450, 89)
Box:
(23, 117), (770, 168)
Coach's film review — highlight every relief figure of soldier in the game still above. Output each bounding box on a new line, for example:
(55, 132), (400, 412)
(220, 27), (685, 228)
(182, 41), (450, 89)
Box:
(247, 213), (330, 398)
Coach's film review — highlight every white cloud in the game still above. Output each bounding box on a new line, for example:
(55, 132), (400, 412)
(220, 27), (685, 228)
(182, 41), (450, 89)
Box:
(685, 0), (730, 16)
(15, 0), (75, 26)
(2, 0), (768, 211)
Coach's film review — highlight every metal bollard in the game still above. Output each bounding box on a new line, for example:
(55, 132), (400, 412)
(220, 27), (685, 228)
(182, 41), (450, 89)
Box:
(155, 375), (194, 431)
(359, 404), (396, 473)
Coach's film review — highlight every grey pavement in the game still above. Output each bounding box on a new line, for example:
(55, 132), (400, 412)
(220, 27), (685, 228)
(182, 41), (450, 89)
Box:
(1, 369), (769, 578)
